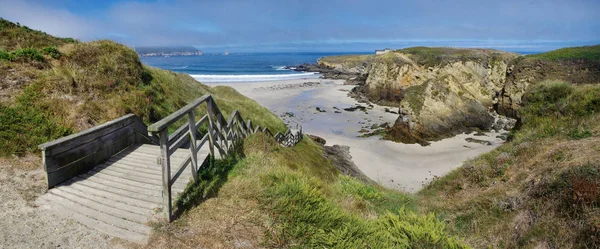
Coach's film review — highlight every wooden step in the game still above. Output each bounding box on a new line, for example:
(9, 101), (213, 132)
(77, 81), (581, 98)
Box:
(64, 180), (159, 209)
(37, 196), (149, 244)
(55, 184), (152, 216)
(72, 176), (162, 204)
(49, 188), (148, 224)
(79, 173), (162, 197)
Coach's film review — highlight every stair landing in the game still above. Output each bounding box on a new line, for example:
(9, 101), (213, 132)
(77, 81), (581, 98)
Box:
(36, 144), (210, 244)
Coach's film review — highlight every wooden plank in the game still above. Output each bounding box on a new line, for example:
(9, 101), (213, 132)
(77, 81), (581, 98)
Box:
(37, 196), (149, 244)
(195, 115), (208, 131)
(64, 180), (159, 209)
(45, 125), (135, 172)
(104, 159), (191, 178)
(46, 134), (135, 188)
(168, 121), (191, 145)
(148, 95), (210, 132)
(42, 193), (151, 235)
(133, 145), (190, 160)
(56, 185), (151, 215)
(227, 110), (238, 128)
(206, 101), (216, 159)
(83, 172), (162, 192)
(50, 188), (149, 224)
(39, 114), (137, 156)
(78, 173), (161, 197)
(196, 134), (209, 154)
(170, 156), (191, 186)
(168, 132), (191, 155)
(105, 159), (192, 179)
(95, 164), (165, 182)
(158, 129), (173, 221)
(187, 112), (199, 183)
(72, 176), (162, 204)
(113, 147), (189, 162)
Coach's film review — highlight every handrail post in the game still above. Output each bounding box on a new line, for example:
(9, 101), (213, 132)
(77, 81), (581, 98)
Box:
(206, 99), (216, 159)
(158, 129), (172, 222)
(217, 113), (229, 153)
(187, 111), (199, 182)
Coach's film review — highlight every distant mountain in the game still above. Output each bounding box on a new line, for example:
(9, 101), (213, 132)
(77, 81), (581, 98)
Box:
(134, 46), (204, 56)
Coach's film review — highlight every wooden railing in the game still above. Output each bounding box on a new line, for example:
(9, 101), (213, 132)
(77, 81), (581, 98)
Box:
(147, 94), (280, 221)
(39, 114), (157, 188)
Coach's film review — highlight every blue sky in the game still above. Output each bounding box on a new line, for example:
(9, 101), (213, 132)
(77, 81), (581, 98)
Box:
(1, 0), (599, 52)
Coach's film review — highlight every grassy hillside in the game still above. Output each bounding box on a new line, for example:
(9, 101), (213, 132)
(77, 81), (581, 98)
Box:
(0, 18), (76, 50)
(0, 19), (286, 158)
(396, 46), (518, 67)
(147, 133), (468, 248)
(526, 45), (600, 61)
(418, 80), (600, 248)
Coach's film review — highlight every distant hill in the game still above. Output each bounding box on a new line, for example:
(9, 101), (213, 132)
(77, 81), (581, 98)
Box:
(134, 46), (204, 56)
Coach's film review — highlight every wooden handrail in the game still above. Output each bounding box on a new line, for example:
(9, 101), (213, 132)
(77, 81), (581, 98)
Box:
(148, 94), (287, 222)
(148, 95), (210, 132)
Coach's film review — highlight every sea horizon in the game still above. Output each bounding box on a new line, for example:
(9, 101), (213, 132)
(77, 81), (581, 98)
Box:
(140, 50), (542, 83)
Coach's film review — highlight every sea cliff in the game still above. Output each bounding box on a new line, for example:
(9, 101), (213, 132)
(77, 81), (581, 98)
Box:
(301, 46), (600, 144)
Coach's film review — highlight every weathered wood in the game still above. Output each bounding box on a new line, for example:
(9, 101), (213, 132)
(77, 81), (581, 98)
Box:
(158, 129), (172, 221)
(39, 114), (153, 188)
(39, 114), (137, 156)
(46, 133), (136, 188)
(206, 100), (216, 159)
(45, 125), (135, 172)
(148, 95), (210, 132)
(168, 131), (191, 155)
(216, 113), (229, 155)
(187, 112), (199, 183)
(170, 156), (191, 185)
(196, 134), (209, 153)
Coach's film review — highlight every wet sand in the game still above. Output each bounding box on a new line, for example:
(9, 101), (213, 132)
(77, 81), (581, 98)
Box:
(207, 78), (504, 192)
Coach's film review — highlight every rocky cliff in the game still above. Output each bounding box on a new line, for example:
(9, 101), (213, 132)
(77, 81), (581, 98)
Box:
(309, 46), (600, 144)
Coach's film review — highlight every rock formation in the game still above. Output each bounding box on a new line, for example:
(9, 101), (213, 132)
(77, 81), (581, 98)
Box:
(297, 46), (600, 144)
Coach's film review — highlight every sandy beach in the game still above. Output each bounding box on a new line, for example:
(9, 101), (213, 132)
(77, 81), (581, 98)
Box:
(208, 78), (504, 192)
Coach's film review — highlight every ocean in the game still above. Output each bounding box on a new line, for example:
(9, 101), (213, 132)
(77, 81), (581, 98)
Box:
(140, 52), (369, 83)
(140, 51), (539, 83)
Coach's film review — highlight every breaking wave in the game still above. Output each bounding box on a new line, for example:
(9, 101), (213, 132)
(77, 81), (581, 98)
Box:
(190, 72), (320, 83)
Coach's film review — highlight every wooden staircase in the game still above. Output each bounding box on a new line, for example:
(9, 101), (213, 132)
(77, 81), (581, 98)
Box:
(36, 94), (302, 244)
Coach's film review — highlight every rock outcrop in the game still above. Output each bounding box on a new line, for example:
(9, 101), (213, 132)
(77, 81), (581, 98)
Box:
(302, 46), (600, 144)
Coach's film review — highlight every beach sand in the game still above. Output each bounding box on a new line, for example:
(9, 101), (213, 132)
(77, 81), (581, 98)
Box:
(208, 78), (504, 192)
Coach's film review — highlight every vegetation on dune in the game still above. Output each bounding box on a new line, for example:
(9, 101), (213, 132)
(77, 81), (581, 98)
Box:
(0, 19), (285, 157)
(526, 45), (600, 61)
(150, 133), (468, 248)
(0, 18), (77, 50)
(419, 80), (600, 248)
(396, 46), (517, 67)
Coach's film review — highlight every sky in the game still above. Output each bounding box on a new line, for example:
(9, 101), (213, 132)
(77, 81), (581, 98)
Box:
(0, 0), (599, 52)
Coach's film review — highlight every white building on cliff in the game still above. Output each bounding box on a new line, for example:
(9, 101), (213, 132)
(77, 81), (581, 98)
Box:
(375, 48), (393, 55)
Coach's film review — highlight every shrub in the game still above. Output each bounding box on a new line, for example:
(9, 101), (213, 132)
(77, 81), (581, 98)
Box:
(42, 46), (61, 59)
(11, 48), (45, 62)
(0, 49), (14, 61)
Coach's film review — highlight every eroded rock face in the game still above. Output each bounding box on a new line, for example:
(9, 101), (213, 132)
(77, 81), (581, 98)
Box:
(319, 50), (517, 142)
(304, 47), (600, 144)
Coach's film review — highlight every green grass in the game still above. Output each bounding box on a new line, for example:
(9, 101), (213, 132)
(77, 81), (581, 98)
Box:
(527, 45), (600, 61)
(396, 46), (517, 68)
(157, 133), (469, 248)
(0, 18), (77, 50)
(0, 20), (286, 157)
(251, 134), (466, 248)
(418, 80), (600, 248)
